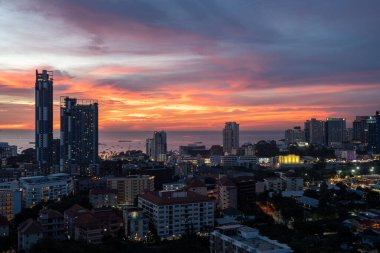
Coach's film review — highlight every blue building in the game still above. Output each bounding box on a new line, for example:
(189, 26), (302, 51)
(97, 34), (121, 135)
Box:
(35, 70), (54, 174)
(60, 97), (98, 175)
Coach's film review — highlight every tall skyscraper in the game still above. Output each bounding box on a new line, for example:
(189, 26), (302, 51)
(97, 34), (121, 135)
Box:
(223, 122), (239, 154)
(353, 116), (371, 143)
(367, 117), (377, 153)
(145, 138), (153, 159)
(35, 70), (53, 174)
(325, 118), (346, 147)
(304, 118), (325, 145)
(60, 97), (98, 175)
(151, 131), (167, 162)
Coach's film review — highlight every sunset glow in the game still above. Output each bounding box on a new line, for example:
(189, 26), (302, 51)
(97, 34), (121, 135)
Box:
(0, 0), (379, 131)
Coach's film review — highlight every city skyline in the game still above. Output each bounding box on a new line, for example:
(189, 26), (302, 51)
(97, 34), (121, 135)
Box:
(1, 1), (380, 131)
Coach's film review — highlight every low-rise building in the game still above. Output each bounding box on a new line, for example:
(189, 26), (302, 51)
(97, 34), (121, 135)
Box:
(139, 190), (214, 238)
(0, 215), (9, 237)
(89, 188), (118, 208)
(0, 188), (22, 221)
(123, 207), (149, 241)
(210, 225), (293, 253)
(218, 177), (237, 210)
(64, 204), (89, 240)
(18, 218), (44, 252)
(20, 173), (73, 208)
(38, 208), (65, 240)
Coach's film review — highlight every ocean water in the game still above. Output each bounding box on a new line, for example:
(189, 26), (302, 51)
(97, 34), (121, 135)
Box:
(0, 130), (283, 153)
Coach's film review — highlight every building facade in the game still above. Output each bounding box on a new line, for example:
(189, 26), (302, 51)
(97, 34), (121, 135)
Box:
(89, 188), (118, 208)
(0, 189), (22, 221)
(138, 191), (214, 238)
(35, 70), (54, 174)
(123, 207), (149, 241)
(325, 118), (346, 147)
(284, 126), (304, 145)
(60, 97), (99, 175)
(304, 118), (325, 145)
(107, 175), (155, 205)
(20, 173), (73, 208)
(218, 177), (237, 210)
(223, 122), (239, 154)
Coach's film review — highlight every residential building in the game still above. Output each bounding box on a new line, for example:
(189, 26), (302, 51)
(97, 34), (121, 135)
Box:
(210, 225), (293, 253)
(64, 204), (89, 240)
(123, 207), (149, 241)
(218, 177), (237, 210)
(325, 118), (346, 147)
(264, 177), (283, 193)
(148, 131), (167, 162)
(91, 208), (123, 237)
(284, 126), (304, 145)
(353, 116), (371, 143)
(107, 175), (155, 205)
(0, 142), (17, 159)
(376, 111), (380, 153)
(60, 97), (99, 175)
(0, 189), (22, 221)
(89, 188), (118, 208)
(184, 177), (208, 196)
(280, 174), (304, 192)
(138, 190), (214, 238)
(20, 173), (73, 208)
(35, 69), (54, 174)
(0, 215), (9, 237)
(18, 218), (44, 252)
(223, 122), (239, 154)
(74, 212), (103, 244)
(304, 118), (325, 145)
(38, 209), (65, 240)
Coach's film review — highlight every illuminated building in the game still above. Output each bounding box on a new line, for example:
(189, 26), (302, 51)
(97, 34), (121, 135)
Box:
(304, 118), (325, 145)
(107, 175), (155, 205)
(60, 97), (99, 175)
(0, 142), (17, 159)
(19, 173), (73, 208)
(278, 155), (300, 164)
(138, 190), (214, 238)
(123, 207), (149, 241)
(35, 70), (54, 174)
(325, 118), (346, 147)
(0, 189), (22, 221)
(218, 176), (237, 210)
(376, 111), (380, 153)
(223, 122), (239, 154)
(37, 209), (65, 240)
(89, 188), (118, 208)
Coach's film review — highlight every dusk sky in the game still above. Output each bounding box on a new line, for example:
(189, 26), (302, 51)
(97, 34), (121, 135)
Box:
(0, 0), (379, 131)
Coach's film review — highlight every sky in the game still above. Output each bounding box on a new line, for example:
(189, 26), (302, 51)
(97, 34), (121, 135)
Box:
(0, 0), (379, 131)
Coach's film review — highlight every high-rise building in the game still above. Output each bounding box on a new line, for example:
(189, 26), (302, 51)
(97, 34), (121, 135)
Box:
(145, 138), (153, 159)
(284, 126), (304, 145)
(60, 97), (98, 175)
(304, 118), (325, 145)
(223, 122), (239, 154)
(353, 116), (371, 144)
(150, 131), (167, 162)
(325, 118), (346, 147)
(35, 70), (53, 174)
(367, 118), (377, 153)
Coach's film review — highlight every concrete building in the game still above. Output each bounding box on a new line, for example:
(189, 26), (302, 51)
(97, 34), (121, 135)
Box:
(147, 131), (167, 162)
(60, 97), (99, 175)
(138, 190), (214, 238)
(123, 207), (149, 241)
(107, 175), (155, 205)
(64, 204), (89, 240)
(284, 126), (304, 145)
(0, 142), (17, 159)
(223, 122), (239, 154)
(218, 177), (237, 210)
(376, 111), (380, 154)
(18, 218), (44, 252)
(35, 70), (54, 174)
(0, 189), (22, 221)
(184, 177), (208, 196)
(20, 173), (73, 208)
(280, 175), (304, 192)
(0, 215), (9, 237)
(325, 118), (346, 148)
(38, 208), (65, 240)
(264, 177), (283, 193)
(304, 118), (325, 145)
(74, 212), (103, 244)
(89, 188), (118, 208)
(210, 225), (293, 253)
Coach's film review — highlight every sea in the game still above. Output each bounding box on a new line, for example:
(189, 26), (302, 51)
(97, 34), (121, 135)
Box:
(0, 130), (284, 154)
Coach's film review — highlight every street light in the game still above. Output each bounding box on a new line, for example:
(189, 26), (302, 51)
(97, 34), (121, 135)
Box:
(370, 167), (374, 172)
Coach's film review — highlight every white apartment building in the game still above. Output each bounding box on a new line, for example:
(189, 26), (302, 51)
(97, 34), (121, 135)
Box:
(123, 207), (149, 241)
(218, 177), (237, 210)
(280, 175), (304, 192)
(107, 175), (155, 205)
(210, 225), (293, 253)
(20, 173), (73, 208)
(138, 190), (214, 238)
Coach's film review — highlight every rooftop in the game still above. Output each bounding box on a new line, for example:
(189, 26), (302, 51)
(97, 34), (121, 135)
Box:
(89, 188), (117, 195)
(140, 190), (212, 206)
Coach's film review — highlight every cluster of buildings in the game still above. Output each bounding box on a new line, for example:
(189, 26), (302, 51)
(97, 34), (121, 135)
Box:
(285, 113), (380, 153)
(35, 70), (99, 176)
